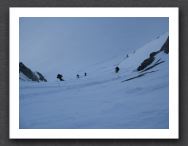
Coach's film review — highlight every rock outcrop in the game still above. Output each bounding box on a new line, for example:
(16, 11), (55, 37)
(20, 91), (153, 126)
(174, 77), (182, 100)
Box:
(19, 62), (47, 82)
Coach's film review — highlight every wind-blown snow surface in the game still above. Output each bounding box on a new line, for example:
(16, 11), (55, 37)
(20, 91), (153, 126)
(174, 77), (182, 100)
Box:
(20, 33), (169, 129)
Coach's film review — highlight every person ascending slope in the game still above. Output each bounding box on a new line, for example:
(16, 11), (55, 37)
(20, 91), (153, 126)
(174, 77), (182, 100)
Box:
(115, 66), (120, 79)
(115, 66), (120, 73)
(57, 74), (64, 81)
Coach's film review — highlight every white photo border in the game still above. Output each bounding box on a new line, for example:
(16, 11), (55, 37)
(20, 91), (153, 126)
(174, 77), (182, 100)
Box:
(9, 7), (179, 139)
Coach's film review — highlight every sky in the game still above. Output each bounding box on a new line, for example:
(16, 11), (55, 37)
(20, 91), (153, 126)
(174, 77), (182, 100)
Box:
(20, 17), (168, 81)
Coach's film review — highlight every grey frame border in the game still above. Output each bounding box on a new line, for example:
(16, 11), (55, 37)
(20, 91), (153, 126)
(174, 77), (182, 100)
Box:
(1, 0), (186, 145)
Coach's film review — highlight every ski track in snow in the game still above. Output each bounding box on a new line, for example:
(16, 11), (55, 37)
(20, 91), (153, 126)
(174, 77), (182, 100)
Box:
(20, 33), (169, 129)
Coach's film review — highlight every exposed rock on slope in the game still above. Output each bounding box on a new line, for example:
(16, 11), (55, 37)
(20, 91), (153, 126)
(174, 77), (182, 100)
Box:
(137, 36), (169, 71)
(19, 62), (47, 82)
(160, 37), (169, 54)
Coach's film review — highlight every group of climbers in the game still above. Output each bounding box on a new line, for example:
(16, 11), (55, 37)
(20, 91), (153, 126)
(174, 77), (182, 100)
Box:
(57, 72), (87, 81)
(57, 66), (120, 81)
(76, 72), (87, 79)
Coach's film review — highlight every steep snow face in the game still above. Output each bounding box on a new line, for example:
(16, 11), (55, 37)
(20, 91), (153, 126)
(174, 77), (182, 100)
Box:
(119, 32), (169, 74)
(19, 33), (169, 129)
(75, 32), (169, 82)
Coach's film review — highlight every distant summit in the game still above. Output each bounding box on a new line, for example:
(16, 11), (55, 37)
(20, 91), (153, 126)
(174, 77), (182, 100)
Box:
(19, 62), (47, 82)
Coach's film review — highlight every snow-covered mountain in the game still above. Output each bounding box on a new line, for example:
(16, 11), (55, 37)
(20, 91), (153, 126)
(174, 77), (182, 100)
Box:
(19, 62), (47, 82)
(119, 32), (168, 74)
(116, 32), (169, 83)
(19, 33), (169, 129)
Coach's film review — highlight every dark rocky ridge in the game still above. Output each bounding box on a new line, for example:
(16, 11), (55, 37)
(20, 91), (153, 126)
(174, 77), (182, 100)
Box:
(160, 37), (169, 54)
(19, 62), (47, 82)
(137, 36), (169, 71)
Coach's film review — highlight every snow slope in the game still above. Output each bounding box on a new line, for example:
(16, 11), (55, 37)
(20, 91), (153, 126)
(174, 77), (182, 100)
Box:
(119, 32), (169, 74)
(19, 33), (169, 129)
(19, 72), (32, 81)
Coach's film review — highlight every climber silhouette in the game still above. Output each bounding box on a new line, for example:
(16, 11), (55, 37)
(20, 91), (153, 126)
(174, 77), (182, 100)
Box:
(57, 74), (64, 81)
(115, 66), (120, 73)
